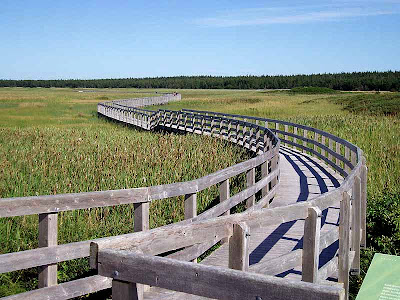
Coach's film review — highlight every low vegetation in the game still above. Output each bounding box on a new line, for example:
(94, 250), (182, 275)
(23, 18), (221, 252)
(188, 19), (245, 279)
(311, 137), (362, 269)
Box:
(0, 88), (399, 299)
(333, 92), (400, 116)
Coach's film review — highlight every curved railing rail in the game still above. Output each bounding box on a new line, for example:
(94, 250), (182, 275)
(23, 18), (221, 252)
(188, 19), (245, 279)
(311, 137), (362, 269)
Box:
(0, 94), (367, 300)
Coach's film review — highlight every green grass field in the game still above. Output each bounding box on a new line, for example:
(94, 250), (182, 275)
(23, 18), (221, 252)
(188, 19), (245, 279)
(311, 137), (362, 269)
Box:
(0, 87), (399, 299)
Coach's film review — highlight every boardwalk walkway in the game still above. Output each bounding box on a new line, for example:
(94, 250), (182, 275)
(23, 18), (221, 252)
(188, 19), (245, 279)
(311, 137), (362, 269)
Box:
(144, 147), (343, 299)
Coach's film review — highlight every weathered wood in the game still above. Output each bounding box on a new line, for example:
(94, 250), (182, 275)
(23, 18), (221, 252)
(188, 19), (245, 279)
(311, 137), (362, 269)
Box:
(319, 228), (339, 253)
(219, 179), (230, 244)
(303, 129), (308, 153)
(318, 257), (338, 283)
(134, 202), (149, 232)
(336, 142), (341, 169)
(229, 222), (250, 271)
(246, 167), (256, 208)
(98, 250), (345, 300)
(321, 136), (326, 156)
(251, 249), (302, 275)
(2, 275), (112, 300)
(184, 193), (197, 220)
(38, 212), (58, 288)
(112, 280), (143, 300)
(302, 207), (322, 283)
(360, 164), (367, 248)
(345, 147), (350, 173)
(338, 192), (351, 300)
(261, 160), (269, 206)
(351, 176), (361, 275)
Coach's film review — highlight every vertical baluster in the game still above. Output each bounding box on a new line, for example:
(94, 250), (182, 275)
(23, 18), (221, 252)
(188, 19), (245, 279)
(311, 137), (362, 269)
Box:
(302, 207), (321, 283)
(38, 213), (58, 288)
(351, 176), (361, 275)
(246, 168), (256, 209)
(339, 192), (351, 300)
(228, 222), (250, 271)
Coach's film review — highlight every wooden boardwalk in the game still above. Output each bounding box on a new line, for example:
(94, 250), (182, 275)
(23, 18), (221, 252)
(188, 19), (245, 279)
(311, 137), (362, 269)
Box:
(144, 147), (344, 300)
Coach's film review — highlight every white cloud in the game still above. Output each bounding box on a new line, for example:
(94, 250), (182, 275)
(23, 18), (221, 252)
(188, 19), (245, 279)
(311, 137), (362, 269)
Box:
(193, 3), (399, 27)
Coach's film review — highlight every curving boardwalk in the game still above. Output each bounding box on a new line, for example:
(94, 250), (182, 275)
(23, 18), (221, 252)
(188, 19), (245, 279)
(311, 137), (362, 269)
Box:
(145, 147), (344, 300)
(0, 94), (367, 300)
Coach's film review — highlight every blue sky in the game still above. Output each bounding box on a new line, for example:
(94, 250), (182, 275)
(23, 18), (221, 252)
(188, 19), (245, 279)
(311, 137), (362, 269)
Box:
(1, 0), (399, 79)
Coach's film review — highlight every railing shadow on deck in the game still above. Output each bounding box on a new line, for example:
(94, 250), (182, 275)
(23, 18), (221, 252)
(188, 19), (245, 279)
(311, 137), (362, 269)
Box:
(0, 93), (367, 300)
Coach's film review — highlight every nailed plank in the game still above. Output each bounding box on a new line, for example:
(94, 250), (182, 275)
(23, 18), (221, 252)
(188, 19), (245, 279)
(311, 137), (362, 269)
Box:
(251, 249), (302, 275)
(2, 275), (111, 300)
(98, 250), (345, 300)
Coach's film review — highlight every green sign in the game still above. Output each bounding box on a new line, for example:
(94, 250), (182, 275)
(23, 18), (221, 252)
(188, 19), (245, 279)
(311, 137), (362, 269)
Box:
(356, 253), (400, 300)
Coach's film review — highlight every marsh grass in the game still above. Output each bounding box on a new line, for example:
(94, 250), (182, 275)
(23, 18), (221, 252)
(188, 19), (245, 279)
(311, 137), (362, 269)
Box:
(0, 88), (399, 299)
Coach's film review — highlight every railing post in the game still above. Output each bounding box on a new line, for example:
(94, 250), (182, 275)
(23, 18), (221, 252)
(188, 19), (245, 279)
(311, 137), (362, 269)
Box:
(246, 167), (256, 209)
(293, 127), (298, 150)
(339, 192), (351, 300)
(302, 207), (321, 283)
(345, 147), (350, 173)
(261, 160), (269, 208)
(112, 279), (143, 300)
(303, 129), (307, 153)
(284, 124), (288, 147)
(185, 193), (198, 262)
(219, 179), (230, 244)
(134, 202), (149, 232)
(361, 160), (368, 248)
(270, 153), (279, 189)
(328, 138), (333, 161)
(314, 132), (319, 153)
(351, 176), (361, 275)
(336, 142), (341, 168)
(321, 136), (326, 157)
(228, 222), (250, 271)
(184, 193), (197, 220)
(38, 212), (58, 288)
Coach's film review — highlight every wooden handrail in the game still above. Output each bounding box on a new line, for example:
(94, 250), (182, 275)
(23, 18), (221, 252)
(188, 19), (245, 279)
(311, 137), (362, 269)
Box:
(0, 93), (366, 300)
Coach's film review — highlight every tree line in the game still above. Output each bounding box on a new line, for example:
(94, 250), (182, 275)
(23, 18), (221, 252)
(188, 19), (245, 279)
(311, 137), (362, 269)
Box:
(1, 71), (399, 91)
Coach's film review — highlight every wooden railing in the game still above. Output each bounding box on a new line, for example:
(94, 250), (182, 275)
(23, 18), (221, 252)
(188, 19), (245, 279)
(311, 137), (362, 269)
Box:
(0, 94), (367, 300)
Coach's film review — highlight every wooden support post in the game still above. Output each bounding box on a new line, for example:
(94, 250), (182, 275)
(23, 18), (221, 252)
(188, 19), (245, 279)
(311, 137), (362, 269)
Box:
(134, 202), (149, 232)
(302, 207), (321, 283)
(361, 163), (368, 248)
(328, 138), (333, 162)
(219, 179), (230, 244)
(263, 134), (269, 152)
(321, 136), (326, 157)
(261, 160), (269, 208)
(303, 129), (308, 153)
(284, 124), (289, 147)
(275, 123), (280, 142)
(351, 176), (361, 275)
(345, 147), (350, 173)
(38, 212), (58, 288)
(336, 142), (341, 169)
(255, 129), (261, 153)
(133, 202), (150, 291)
(184, 193), (197, 220)
(246, 167), (256, 209)
(185, 193), (198, 262)
(339, 192), (351, 300)
(112, 279), (143, 300)
(228, 222), (250, 271)
(314, 132), (319, 153)
(270, 154), (279, 189)
(293, 127), (298, 150)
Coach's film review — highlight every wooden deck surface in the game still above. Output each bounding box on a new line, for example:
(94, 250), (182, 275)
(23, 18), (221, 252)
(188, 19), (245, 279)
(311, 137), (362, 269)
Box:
(144, 146), (343, 300)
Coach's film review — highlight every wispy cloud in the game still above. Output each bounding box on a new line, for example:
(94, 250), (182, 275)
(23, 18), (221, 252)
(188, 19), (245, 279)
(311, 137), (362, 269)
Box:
(193, 2), (399, 27)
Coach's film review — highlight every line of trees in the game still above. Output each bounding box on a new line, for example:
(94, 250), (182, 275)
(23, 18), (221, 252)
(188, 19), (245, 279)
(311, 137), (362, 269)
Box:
(1, 71), (399, 91)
